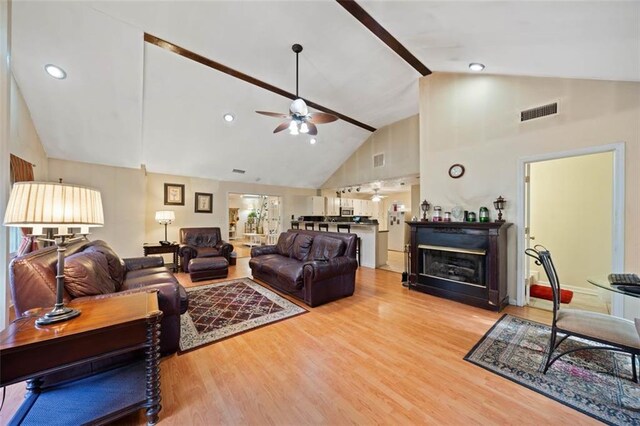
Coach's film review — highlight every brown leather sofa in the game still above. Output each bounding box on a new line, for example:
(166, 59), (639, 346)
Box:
(249, 230), (358, 307)
(9, 239), (188, 355)
(178, 227), (234, 273)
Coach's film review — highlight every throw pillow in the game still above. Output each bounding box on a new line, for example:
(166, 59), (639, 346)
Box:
(276, 232), (297, 256)
(85, 243), (126, 290)
(64, 251), (116, 298)
(307, 235), (346, 261)
(291, 234), (314, 261)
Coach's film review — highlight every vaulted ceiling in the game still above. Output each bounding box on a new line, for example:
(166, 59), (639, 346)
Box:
(11, 1), (639, 188)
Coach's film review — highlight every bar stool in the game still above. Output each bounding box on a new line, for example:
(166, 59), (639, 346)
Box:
(291, 222), (299, 230)
(336, 224), (360, 266)
(318, 223), (329, 232)
(336, 224), (351, 233)
(305, 223), (315, 231)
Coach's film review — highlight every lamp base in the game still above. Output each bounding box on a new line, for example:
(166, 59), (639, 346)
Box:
(36, 305), (81, 326)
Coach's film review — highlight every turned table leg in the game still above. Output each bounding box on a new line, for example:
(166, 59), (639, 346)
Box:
(145, 311), (163, 426)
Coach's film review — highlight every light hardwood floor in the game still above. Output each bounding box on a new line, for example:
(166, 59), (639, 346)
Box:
(0, 258), (599, 425)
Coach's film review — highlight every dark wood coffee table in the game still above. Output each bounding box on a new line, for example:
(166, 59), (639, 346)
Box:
(0, 292), (163, 425)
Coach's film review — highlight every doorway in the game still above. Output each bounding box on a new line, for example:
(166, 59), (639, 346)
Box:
(518, 144), (625, 316)
(228, 193), (283, 258)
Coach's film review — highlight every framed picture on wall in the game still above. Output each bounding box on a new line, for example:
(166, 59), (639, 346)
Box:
(195, 192), (213, 213)
(164, 183), (185, 206)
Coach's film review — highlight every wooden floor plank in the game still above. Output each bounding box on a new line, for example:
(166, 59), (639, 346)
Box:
(0, 258), (599, 425)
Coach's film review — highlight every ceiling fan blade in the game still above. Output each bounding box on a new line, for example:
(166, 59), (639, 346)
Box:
(256, 111), (290, 119)
(306, 122), (318, 135)
(273, 121), (291, 133)
(307, 112), (338, 124)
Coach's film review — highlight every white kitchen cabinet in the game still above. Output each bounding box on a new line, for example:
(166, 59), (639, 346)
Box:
(309, 196), (325, 216)
(340, 198), (353, 208)
(352, 199), (363, 216)
(325, 197), (340, 216)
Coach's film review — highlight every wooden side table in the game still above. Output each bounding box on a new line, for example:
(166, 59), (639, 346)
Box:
(143, 243), (179, 272)
(0, 292), (163, 425)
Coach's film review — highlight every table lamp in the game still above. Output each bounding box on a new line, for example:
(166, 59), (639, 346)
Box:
(155, 210), (175, 245)
(3, 181), (104, 325)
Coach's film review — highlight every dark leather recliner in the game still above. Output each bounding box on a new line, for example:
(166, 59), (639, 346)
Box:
(178, 227), (234, 273)
(249, 230), (358, 307)
(9, 239), (188, 355)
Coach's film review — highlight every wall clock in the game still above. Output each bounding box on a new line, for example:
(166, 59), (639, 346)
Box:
(448, 164), (465, 179)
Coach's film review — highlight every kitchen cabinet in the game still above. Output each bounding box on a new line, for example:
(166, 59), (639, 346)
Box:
(325, 197), (340, 216)
(309, 196), (325, 215)
(340, 198), (353, 208)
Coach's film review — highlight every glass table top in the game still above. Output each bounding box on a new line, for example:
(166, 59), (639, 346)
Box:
(587, 276), (640, 299)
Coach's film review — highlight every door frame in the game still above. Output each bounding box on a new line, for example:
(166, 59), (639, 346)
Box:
(516, 142), (625, 316)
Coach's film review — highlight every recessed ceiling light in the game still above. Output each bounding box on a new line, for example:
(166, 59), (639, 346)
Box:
(44, 64), (66, 79)
(223, 113), (235, 122)
(468, 63), (485, 72)
(310, 138), (317, 145)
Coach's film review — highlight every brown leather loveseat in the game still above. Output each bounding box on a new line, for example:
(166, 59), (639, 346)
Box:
(249, 230), (358, 307)
(9, 239), (188, 354)
(178, 227), (234, 272)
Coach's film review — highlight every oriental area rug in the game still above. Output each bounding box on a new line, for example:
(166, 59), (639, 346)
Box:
(465, 315), (640, 425)
(179, 278), (307, 352)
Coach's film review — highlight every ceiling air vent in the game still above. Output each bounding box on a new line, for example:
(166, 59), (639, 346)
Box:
(520, 102), (558, 122)
(373, 153), (385, 168)
(232, 168), (246, 174)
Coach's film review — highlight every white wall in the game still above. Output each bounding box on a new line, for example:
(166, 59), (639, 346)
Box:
(529, 152), (613, 291)
(0, 0), (11, 329)
(419, 72), (639, 317)
(322, 114), (419, 189)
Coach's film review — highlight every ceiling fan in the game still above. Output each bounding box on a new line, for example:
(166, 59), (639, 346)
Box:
(371, 188), (386, 202)
(256, 44), (338, 136)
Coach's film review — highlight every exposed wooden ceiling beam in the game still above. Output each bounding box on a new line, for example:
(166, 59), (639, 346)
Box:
(336, 0), (432, 76)
(144, 33), (376, 133)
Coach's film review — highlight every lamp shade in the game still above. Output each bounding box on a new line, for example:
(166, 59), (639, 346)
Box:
(3, 181), (104, 228)
(155, 210), (175, 224)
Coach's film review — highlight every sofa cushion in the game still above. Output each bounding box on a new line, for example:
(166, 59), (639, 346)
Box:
(276, 232), (297, 256)
(123, 271), (179, 289)
(249, 254), (281, 273)
(308, 235), (346, 261)
(259, 256), (304, 292)
(186, 233), (218, 248)
(84, 244), (126, 290)
(64, 251), (116, 297)
(195, 247), (222, 257)
(291, 234), (314, 261)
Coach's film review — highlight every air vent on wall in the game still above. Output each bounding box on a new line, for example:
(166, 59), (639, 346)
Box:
(232, 168), (246, 174)
(520, 102), (558, 122)
(373, 153), (385, 168)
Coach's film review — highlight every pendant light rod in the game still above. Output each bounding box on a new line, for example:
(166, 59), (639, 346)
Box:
(292, 43), (303, 98)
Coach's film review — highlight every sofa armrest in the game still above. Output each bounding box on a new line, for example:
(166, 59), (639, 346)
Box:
(303, 257), (358, 282)
(75, 282), (182, 317)
(124, 256), (164, 271)
(214, 241), (234, 258)
(251, 245), (278, 257)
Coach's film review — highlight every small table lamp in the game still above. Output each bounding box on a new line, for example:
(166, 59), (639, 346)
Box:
(493, 196), (506, 222)
(420, 199), (431, 221)
(155, 210), (175, 244)
(3, 181), (104, 325)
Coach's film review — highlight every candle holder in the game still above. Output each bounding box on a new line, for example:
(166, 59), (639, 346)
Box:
(420, 199), (431, 221)
(493, 196), (506, 222)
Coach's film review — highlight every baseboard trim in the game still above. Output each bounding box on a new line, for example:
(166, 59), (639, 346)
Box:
(533, 280), (599, 297)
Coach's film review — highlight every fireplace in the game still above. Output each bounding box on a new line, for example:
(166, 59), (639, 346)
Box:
(419, 245), (486, 287)
(408, 222), (511, 311)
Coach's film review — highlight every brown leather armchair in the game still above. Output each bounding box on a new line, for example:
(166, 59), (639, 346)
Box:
(9, 239), (188, 355)
(178, 227), (234, 272)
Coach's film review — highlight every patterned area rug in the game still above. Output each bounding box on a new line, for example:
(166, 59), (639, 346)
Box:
(179, 278), (307, 352)
(465, 315), (640, 425)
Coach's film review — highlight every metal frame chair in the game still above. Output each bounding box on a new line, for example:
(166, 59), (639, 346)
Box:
(525, 245), (639, 382)
(291, 222), (299, 230)
(318, 223), (329, 232)
(305, 223), (315, 231)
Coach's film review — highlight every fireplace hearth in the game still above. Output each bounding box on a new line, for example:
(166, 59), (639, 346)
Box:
(408, 222), (512, 311)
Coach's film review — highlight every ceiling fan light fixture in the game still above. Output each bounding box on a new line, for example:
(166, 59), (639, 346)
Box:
(288, 120), (299, 135)
(469, 62), (485, 72)
(372, 194), (381, 202)
(300, 122), (309, 134)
